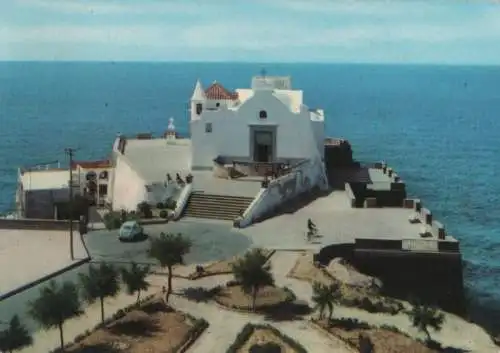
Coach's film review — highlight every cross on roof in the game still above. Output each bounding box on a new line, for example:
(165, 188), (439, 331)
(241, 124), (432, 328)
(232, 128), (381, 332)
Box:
(260, 68), (267, 77)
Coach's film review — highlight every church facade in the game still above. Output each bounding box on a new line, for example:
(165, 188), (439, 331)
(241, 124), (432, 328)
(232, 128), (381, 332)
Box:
(189, 75), (325, 170)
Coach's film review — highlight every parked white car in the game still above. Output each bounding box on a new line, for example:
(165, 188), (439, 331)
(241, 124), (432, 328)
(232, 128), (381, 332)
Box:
(118, 221), (143, 241)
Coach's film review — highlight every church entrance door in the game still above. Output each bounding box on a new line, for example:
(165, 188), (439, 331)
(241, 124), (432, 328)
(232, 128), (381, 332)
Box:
(253, 130), (273, 162)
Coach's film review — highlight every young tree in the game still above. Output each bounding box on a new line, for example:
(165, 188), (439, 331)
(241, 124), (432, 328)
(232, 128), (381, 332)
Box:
(28, 280), (83, 351)
(79, 262), (120, 323)
(0, 315), (32, 353)
(148, 232), (192, 302)
(120, 262), (151, 303)
(407, 303), (445, 342)
(231, 248), (274, 311)
(311, 281), (341, 320)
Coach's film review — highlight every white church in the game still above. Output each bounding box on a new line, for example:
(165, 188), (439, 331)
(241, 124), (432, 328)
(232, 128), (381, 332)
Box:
(106, 73), (329, 224)
(189, 74), (326, 170)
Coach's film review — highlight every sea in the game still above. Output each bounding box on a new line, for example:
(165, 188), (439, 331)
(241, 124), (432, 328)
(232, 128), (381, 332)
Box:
(0, 62), (499, 332)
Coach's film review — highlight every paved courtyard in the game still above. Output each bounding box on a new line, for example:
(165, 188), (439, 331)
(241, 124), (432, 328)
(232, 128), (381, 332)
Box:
(239, 191), (424, 251)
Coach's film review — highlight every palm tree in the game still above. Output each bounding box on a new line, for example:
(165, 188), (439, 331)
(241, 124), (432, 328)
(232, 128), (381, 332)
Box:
(79, 262), (120, 323)
(148, 232), (192, 302)
(121, 262), (151, 303)
(407, 303), (445, 341)
(231, 248), (274, 311)
(0, 315), (32, 353)
(311, 281), (341, 320)
(28, 280), (83, 351)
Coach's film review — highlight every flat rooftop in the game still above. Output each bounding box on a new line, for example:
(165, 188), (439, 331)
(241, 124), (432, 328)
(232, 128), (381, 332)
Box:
(0, 229), (87, 297)
(122, 138), (191, 183)
(331, 167), (395, 191)
(20, 169), (70, 191)
(239, 190), (455, 251)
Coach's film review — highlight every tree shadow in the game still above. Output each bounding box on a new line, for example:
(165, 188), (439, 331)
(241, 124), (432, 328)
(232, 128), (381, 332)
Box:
(181, 286), (222, 303)
(425, 339), (471, 353)
(140, 300), (173, 314)
(70, 343), (123, 353)
(262, 300), (312, 322)
(107, 317), (162, 337)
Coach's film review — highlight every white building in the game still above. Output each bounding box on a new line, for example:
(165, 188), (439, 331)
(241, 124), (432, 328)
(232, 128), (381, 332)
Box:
(106, 74), (328, 224)
(190, 75), (325, 170)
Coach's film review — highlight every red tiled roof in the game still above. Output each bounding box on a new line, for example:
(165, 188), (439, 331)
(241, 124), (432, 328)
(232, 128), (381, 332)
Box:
(205, 82), (238, 100)
(72, 160), (111, 169)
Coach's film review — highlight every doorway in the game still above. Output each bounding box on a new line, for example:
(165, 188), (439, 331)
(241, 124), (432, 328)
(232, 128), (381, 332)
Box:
(253, 130), (274, 162)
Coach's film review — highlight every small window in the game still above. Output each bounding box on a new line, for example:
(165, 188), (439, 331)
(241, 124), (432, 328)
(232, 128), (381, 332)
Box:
(196, 103), (203, 115)
(99, 171), (108, 180)
(205, 122), (212, 133)
(98, 184), (108, 196)
(86, 171), (97, 181)
(216, 102), (220, 107)
(259, 110), (267, 119)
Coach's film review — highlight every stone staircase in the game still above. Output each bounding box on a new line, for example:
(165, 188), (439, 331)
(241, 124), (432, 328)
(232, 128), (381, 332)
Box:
(183, 192), (254, 221)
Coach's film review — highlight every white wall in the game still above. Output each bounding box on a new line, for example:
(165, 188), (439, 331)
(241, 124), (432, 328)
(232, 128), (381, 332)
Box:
(311, 120), (325, 158)
(240, 156), (329, 227)
(190, 90), (323, 169)
(111, 156), (147, 211)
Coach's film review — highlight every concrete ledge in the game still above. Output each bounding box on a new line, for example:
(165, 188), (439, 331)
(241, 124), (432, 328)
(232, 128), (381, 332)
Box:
(420, 208), (433, 225)
(0, 256), (90, 301)
(137, 218), (169, 225)
(413, 199), (422, 212)
(364, 197), (377, 208)
(432, 220), (446, 240)
(344, 183), (356, 208)
(0, 219), (79, 230)
(390, 182), (406, 191)
(403, 198), (415, 209)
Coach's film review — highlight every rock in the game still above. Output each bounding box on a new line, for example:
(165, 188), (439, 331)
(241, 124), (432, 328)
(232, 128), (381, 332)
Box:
(326, 257), (383, 290)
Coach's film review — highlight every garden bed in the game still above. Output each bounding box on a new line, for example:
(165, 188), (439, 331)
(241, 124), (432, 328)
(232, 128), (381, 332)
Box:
(312, 319), (439, 353)
(288, 252), (404, 315)
(226, 323), (307, 353)
(188, 249), (275, 279)
(61, 297), (208, 353)
(215, 285), (295, 312)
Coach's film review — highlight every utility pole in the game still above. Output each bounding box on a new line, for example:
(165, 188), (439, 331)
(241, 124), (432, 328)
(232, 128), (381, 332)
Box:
(65, 148), (75, 260)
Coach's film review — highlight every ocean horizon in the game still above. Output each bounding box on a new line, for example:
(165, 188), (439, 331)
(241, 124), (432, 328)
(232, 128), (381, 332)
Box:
(1, 61), (499, 332)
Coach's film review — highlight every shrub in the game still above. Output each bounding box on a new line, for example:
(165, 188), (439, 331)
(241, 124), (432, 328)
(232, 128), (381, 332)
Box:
(159, 210), (169, 219)
(165, 198), (177, 210)
(186, 173), (194, 183)
(157, 202), (165, 209)
(327, 317), (371, 331)
(137, 201), (153, 219)
(103, 211), (122, 230)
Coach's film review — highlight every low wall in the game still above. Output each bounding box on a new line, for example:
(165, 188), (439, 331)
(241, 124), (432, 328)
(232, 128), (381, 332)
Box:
(173, 184), (193, 220)
(0, 218), (79, 230)
(344, 183), (356, 208)
(240, 157), (329, 226)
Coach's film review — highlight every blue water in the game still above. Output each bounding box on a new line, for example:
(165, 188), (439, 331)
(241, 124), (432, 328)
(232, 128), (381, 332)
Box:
(1, 62), (499, 331)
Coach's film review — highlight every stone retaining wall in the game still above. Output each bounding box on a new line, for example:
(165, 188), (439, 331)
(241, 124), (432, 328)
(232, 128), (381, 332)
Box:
(0, 218), (78, 230)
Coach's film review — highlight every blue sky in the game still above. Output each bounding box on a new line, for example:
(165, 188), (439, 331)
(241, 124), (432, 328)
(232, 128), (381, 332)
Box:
(1, 0), (500, 64)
